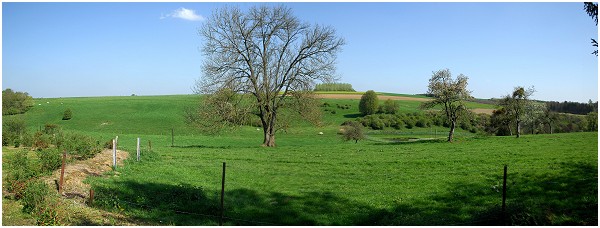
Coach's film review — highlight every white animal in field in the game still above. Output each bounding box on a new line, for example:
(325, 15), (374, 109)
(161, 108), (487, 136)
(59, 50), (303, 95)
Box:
(318, 132), (324, 135)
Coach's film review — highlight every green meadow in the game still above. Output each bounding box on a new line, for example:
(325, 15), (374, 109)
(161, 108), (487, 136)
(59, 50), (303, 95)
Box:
(3, 94), (597, 225)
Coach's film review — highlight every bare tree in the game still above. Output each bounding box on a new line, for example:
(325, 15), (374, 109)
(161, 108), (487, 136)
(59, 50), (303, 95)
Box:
(420, 69), (472, 142)
(194, 5), (344, 147)
(498, 86), (535, 138)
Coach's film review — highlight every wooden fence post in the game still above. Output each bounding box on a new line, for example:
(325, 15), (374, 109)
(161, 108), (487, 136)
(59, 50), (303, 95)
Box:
(171, 128), (174, 147)
(502, 165), (508, 223)
(148, 140), (152, 152)
(112, 139), (117, 170)
(137, 137), (140, 161)
(89, 189), (94, 206)
(220, 162), (226, 226)
(59, 150), (66, 194)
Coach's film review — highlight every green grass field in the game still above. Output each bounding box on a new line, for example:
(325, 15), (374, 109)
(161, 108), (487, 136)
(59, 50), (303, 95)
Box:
(3, 94), (597, 225)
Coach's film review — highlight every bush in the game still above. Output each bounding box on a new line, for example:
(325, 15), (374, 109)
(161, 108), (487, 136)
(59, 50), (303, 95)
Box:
(6, 150), (39, 199)
(340, 121), (364, 143)
(380, 99), (399, 114)
(62, 109), (72, 120)
(43, 124), (61, 135)
(416, 118), (431, 128)
(22, 180), (50, 214)
(359, 90), (379, 116)
(33, 131), (52, 150)
(37, 149), (63, 174)
(61, 133), (102, 160)
(2, 117), (27, 146)
(370, 118), (385, 130)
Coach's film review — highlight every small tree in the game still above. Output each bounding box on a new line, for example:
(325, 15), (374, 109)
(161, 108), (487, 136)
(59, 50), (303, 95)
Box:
(586, 111), (598, 131)
(341, 121), (364, 143)
(359, 90), (379, 116)
(420, 69), (471, 142)
(498, 86), (535, 138)
(62, 109), (72, 120)
(380, 99), (399, 114)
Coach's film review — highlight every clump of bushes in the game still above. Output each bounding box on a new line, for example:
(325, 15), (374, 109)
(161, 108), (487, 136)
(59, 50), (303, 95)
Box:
(336, 104), (351, 110)
(2, 117), (27, 147)
(340, 121), (364, 143)
(379, 99), (399, 114)
(62, 109), (72, 120)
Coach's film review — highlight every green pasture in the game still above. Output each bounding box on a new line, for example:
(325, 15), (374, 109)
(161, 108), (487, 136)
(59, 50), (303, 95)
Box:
(3, 94), (597, 225)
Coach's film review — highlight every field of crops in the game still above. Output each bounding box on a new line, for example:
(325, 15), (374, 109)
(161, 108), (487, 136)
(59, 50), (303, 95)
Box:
(2, 94), (597, 225)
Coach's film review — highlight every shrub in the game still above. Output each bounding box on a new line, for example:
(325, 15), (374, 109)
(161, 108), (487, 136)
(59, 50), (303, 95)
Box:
(62, 109), (72, 120)
(37, 149), (63, 174)
(416, 118), (430, 128)
(22, 180), (50, 214)
(33, 131), (51, 149)
(340, 121), (364, 143)
(61, 133), (102, 160)
(380, 99), (399, 114)
(6, 150), (39, 199)
(370, 118), (385, 130)
(2, 117), (27, 146)
(43, 124), (61, 135)
(359, 90), (379, 116)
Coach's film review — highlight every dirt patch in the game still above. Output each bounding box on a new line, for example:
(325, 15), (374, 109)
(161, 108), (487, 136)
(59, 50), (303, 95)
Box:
(315, 93), (431, 102)
(43, 149), (129, 197)
(471, 108), (495, 115)
(40, 149), (142, 225)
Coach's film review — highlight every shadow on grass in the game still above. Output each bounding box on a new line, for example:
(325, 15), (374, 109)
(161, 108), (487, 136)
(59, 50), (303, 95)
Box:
(343, 113), (362, 118)
(90, 162), (597, 225)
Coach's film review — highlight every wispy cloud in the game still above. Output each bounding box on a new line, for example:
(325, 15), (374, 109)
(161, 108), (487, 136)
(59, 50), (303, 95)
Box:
(161, 7), (204, 21)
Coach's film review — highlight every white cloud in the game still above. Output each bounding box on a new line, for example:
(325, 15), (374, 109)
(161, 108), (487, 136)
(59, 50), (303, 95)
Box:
(161, 7), (204, 21)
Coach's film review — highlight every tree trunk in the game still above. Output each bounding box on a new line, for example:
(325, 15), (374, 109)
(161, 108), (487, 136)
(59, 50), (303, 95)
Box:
(261, 110), (277, 147)
(516, 121), (521, 138)
(448, 120), (456, 142)
(263, 128), (275, 147)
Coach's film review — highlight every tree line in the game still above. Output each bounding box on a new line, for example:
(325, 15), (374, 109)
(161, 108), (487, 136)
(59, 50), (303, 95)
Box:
(544, 100), (597, 115)
(314, 83), (356, 92)
(3, 88), (34, 115)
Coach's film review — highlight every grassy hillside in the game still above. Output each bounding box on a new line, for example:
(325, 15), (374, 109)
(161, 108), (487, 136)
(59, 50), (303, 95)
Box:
(3, 94), (597, 225)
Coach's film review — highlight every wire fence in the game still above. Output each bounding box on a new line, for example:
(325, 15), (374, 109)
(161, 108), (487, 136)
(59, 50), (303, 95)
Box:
(86, 160), (597, 226)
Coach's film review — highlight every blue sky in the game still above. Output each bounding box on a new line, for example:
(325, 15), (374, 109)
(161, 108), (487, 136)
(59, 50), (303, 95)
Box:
(2, 2), (598, 102)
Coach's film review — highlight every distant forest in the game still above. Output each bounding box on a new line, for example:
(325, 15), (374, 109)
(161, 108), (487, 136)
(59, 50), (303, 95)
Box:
(471, 98), (598, 115)
(545, 100), (598, 115)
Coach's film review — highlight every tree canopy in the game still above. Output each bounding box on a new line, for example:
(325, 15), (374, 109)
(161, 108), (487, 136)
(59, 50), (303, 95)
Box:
(192, 5), (344, 147)
(420, 69), (472, 142)
(2, 89), (34, 115)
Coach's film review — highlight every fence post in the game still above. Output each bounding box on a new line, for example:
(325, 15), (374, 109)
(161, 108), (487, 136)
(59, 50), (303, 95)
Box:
(59, 150), (66, 194)
(89, 189), (94, 206)
(220, 162), (226, 226)
(137, 137), (140, 161)
(502, 165), (508, 223)
(112, 139), (117, 170)
(148, 140), (152, 152)
(171, 128), (174, 147)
